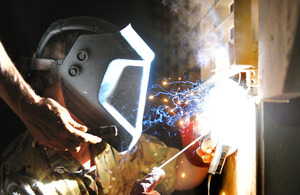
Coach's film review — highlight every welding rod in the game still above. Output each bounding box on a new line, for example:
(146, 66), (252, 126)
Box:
(132, 135), (204, 194)
(159, 135), (204, 169)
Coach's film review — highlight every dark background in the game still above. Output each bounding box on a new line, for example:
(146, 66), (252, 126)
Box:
(0, 0), (220, 194)
(0, 0), (173, 155)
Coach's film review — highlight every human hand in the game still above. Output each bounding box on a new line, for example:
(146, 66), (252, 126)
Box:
(197, 136), (237, 164)
(196, 136), (217, 164)
(21, 97), (102, 152)
(0, 42), (101, 152)
(130, 167), (165, 195)
(131, 190), (160, 195)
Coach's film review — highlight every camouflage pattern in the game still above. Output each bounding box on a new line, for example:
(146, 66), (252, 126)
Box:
(0, 131), (179, 195)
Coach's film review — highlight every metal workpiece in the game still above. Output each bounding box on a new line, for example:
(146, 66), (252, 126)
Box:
(259, 93), (300, 195)
(209, 143), (231, 175)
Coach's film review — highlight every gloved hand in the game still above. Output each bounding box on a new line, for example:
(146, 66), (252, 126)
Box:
(180, 120), (216, 166)
(196, 136), (217, 164)
(131, 167), (165, 195)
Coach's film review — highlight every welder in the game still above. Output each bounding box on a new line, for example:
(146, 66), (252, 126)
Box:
(0, 16), (212, 194)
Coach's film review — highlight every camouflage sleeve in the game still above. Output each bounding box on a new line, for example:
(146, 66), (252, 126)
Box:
(96, 134), (179, 195)
(0, 131), (81, 195)
(136, 134), (179, 195)
(0, 132), (41, 194)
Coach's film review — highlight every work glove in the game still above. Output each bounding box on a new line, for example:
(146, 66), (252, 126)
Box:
(180, 120), (216, 166)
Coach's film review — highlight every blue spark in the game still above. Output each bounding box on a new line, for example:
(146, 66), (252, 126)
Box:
(143, 79), (214, 136)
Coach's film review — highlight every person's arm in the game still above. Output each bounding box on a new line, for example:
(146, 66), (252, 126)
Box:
(174, 122), (215, 191)
(0, 42), (101, 151)
(174, 153), (209, 191)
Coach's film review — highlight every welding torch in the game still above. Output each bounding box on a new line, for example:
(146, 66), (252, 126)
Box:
(208, 143), (230, 175)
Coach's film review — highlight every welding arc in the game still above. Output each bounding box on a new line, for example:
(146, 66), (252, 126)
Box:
(159, 135), (204, 169)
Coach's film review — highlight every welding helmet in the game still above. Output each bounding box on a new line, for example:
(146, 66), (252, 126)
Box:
(22, 17), (154, 152)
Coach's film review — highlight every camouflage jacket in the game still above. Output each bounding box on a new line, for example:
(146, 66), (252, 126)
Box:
(0, 131), (179, 195)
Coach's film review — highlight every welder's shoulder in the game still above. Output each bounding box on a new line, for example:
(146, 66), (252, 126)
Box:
(0, 131), (51, 194)
(99, 135), (179, 194)
(139, 134), (179, 156)
(0, 131), (45, 167)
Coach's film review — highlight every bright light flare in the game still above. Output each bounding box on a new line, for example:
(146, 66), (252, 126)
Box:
(181, 172), (186, 178)
(214, 47), (230, 73)
(201, 78), (256, 195)
(203, 79), (255, 148)
(179, 120), (184, 126)
(149, 95), (154, 100)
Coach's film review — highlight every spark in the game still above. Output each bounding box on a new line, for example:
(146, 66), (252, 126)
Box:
(142, 76), (253, 158)
(181, 172), (186, 178)
(143, 78), (212, 137)
(149, 95), (154, 100)
(179, 120), (184, 126)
